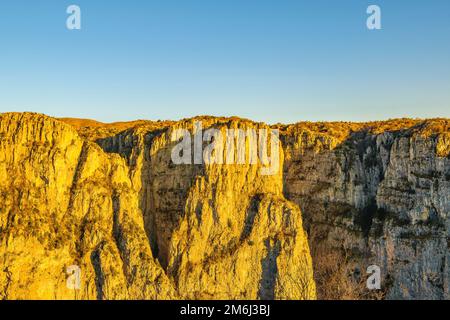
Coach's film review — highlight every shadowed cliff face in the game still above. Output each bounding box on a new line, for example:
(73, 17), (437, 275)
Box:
(0, 113), (448, 300)
(282, 120), (449, 299)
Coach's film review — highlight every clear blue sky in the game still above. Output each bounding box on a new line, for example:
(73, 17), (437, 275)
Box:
(0, 0), (449, 123)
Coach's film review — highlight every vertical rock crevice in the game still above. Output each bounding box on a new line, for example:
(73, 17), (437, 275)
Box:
(258, 239), (281, 300)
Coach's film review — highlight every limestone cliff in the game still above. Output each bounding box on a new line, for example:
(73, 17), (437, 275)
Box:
(282, 119), (449, 299)
(0, 113), (448, 300)
(0, 113), (176, 299)
(0, 113), (315, 300)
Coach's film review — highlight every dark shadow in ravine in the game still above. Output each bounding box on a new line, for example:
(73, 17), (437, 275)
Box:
(258, 238), (281, 300)
(90, 242), (105, 300)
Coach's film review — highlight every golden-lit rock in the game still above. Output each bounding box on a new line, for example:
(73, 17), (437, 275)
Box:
(0, 113), (315, 300)
(1, 113), (448, 300)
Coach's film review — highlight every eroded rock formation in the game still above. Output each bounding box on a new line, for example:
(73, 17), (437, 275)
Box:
(0, 112), (448, 300)
(0, 113), (315, 300)
(282, 120), (449, 299)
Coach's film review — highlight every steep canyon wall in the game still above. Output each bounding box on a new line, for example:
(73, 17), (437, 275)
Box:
(0, 112), (448, 299)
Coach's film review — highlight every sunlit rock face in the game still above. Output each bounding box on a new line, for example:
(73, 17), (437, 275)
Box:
(0, 113), (176, 300)
(0, 113), (315, 300)
(0, 112), (448, 300)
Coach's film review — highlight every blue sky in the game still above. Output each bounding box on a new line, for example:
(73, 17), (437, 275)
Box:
(0, 0), (449, 123)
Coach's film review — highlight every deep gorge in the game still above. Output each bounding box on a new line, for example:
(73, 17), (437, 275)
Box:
(0, 113), (448, 299)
